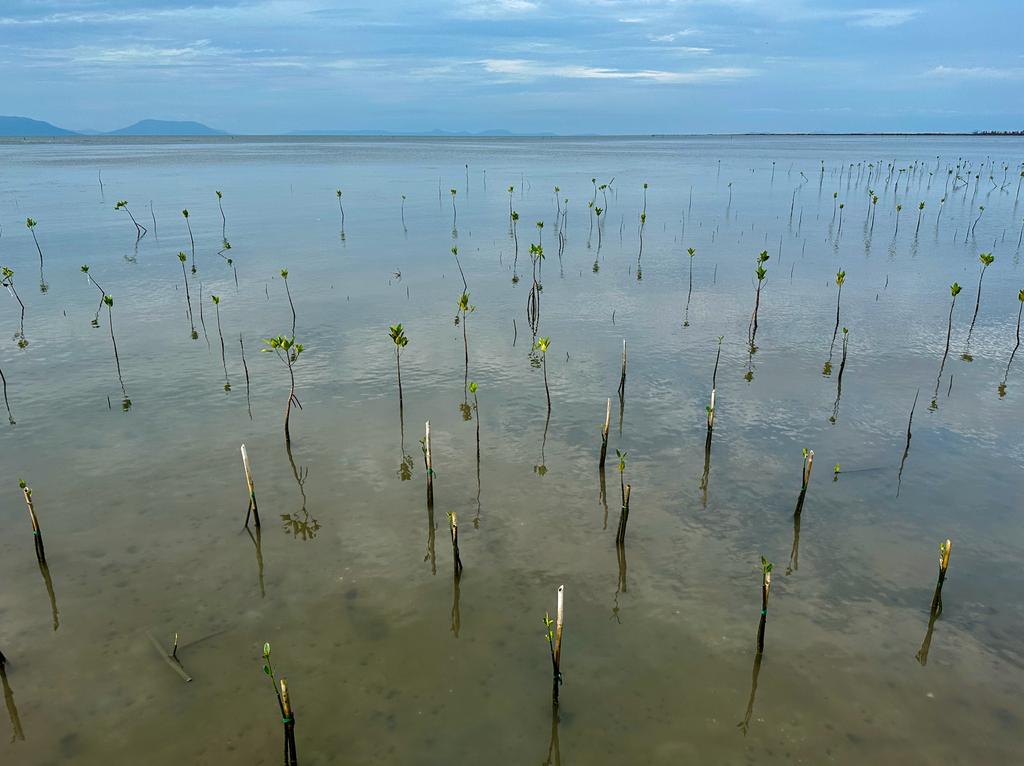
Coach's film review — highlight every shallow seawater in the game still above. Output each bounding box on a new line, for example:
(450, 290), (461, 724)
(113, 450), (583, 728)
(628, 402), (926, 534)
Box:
(1, 135), (1023, 764)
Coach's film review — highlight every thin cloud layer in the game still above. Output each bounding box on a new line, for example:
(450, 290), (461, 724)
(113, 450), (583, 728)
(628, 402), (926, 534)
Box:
(0, 0), (1019, 133)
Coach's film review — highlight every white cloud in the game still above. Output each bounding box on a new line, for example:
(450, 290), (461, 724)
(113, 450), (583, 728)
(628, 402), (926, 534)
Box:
(479, 58), (755, 83)
(847, 8), (920, 28)
(649, 29), (700, 43)
(925, 65), (1024, 80)
(456, 0), (539, 18)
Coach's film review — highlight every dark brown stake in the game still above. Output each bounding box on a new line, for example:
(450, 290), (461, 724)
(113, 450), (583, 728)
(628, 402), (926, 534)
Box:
(598, 397), (611, 468)
(756, 559), (773, 655)
(241, 444), (261, 528)
(424, 421), (434, 508)
(280, 678), (298, 766)
(448, 511), (464, 577)
(615, 484), (632, 546)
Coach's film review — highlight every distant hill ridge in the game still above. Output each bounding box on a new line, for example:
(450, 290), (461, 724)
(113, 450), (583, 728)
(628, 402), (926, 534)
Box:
(0, 116), (225, 136)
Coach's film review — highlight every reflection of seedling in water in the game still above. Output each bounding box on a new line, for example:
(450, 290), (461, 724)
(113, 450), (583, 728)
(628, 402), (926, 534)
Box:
(1, 266), (28, 348)
(963, 253), (994, 358)
(261, 642), (298, 765)
(211, 295), (230, 391)
(103, 295), (130, 410)
(176, 252), (197, 339)
(182, 209), (196, 273)
(261, 335), (305, 444)
(114, 200), (147, 240)
(748, 251), (769, 349)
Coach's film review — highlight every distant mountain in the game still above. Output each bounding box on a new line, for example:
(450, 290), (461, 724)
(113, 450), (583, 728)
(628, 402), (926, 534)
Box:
(106, 119), (226, 136)
(287, 128), (557, 137)
(0, 116), (79, 136)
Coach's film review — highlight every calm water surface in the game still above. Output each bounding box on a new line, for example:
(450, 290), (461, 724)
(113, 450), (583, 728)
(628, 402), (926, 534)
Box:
(1, 136), (1023, 764)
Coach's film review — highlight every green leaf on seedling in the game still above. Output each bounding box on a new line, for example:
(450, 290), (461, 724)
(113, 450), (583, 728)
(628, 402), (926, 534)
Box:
(469, 381), (477, 394)
(263, 642), (271, 658)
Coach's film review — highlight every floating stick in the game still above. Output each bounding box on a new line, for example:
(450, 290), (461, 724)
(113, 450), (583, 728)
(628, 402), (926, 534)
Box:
(146, 630), (192, 683)
(241, 444), (260, 528)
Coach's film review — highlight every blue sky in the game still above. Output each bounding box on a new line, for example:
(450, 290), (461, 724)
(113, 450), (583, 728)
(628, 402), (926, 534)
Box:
(1, 0), (1022, 133)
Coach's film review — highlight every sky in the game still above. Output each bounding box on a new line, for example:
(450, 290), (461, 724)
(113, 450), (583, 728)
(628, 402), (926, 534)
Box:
(0, 0), (1022, 134)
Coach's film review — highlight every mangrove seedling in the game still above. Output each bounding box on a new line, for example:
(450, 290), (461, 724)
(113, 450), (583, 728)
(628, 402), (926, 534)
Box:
(915, 201), (925, 235)
(916, 539), (952, 666)
(182, 209), (196, 274)
(281, 269), (296, 336)
(825, 269), (846, 371)
(114, 200), (147, 240)
(261, 642), (297, 766)
(684, 247), (696, 326)
(336, 189), (346, 237)
(999, 289), (1024, 396)
(216, 190), (227, 243)
(25, 217), (45, 272)
(894, 203), (902, 236)
(103, 296), (130, 410)
(176, 252), (197, 339)
(260, 335), (305, 444)
(964, 253), (995, 352)
(1, 266), (27, 348)
(932, 283), (961, 410)
(212, 295), (230, 391)
(450, 188), (457, 230)
(20, 480), (59, 630)
(389, 323), (409, 413)
(543, 585), (565, 706)
(511, 211), (520, 282)
(534, 336), (551, 414)
(748, 251), (769, 348)
(636, 211), (647, 279)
